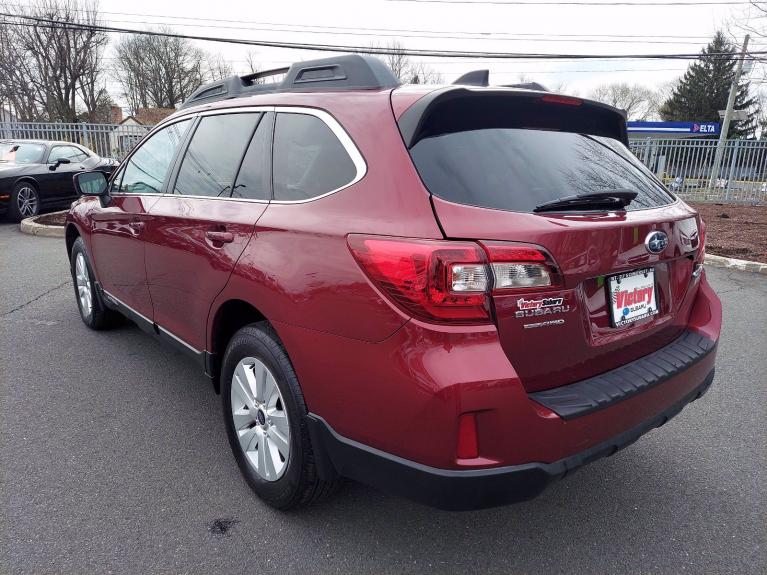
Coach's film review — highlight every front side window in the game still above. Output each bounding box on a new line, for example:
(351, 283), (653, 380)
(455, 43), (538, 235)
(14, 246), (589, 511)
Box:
(272, 113), (357, 201)
(173, 113), (260, 198)
(49, 145), (88, 163)
(115, 119), (191, 194)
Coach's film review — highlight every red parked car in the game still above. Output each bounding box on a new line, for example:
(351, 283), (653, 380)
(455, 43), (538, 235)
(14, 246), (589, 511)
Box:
(65, 55), (721, 510)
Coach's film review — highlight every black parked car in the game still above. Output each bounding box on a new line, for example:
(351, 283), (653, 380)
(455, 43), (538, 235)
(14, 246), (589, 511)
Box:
(0, 140), (118, 221)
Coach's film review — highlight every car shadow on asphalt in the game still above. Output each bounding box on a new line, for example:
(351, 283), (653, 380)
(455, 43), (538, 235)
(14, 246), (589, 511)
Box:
(106, 313), (732, 570)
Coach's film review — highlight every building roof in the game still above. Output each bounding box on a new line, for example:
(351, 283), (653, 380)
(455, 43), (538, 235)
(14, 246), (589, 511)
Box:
(135, 108), (176, 125)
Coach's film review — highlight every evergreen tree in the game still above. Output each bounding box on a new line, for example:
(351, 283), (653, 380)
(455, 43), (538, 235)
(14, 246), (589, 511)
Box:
(660, 31), (757, 138)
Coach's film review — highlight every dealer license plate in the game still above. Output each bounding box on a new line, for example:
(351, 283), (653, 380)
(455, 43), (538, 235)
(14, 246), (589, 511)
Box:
(608, 268), (658, 327)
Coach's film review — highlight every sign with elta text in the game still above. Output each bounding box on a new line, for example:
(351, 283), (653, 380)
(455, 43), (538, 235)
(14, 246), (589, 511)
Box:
(627, 121), (720, 136)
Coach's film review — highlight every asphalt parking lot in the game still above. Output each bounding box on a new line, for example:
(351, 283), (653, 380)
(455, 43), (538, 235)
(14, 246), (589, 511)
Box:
(1, 221), (765, 575)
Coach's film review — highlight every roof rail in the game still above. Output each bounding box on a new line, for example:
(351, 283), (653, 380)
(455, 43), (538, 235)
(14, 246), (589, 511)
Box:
(180, 54), (400, 110)
(452, 70), (489, 87)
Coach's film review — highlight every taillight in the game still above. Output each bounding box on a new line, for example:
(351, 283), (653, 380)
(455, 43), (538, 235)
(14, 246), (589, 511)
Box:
(347, 235), (560, 325)
(347, 235), (491, 324)
(481, 242), (560, 291)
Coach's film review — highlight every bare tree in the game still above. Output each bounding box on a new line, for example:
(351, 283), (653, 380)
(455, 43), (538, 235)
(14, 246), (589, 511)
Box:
(549, 81), (577, 96)
(589, 82), (659, 120)
(241, 51), (274, 84)
(368, 41), (443, 84)
(0, 0), (107, 122)
(407, 61), (444, 85)
(244, 50), (261, 75)
(0, 18), (40, 120)
(113, 29), (206, 115)
(377, 41), (410, 79)
(206, 54), (233, 81)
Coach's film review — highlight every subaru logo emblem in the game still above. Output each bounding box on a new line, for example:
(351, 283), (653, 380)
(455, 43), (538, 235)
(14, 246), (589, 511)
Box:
(645, 231), (669, 254)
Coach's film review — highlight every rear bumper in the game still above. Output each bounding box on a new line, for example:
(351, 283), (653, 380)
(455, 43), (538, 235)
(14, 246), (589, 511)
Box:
(278, 271), (721, 508)
(308, 367), (715, 511)
(529, 330), (716, 420)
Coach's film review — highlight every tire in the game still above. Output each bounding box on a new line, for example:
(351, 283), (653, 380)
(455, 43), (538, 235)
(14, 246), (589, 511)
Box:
(9, 181), (39, 222)
(69, 237), (122, 330)
(221, 322), (340, 509)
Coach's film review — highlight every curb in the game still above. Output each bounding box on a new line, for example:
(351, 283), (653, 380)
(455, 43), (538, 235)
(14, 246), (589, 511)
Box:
(705, 253), (767, 275)
(19, 214), (66, 238)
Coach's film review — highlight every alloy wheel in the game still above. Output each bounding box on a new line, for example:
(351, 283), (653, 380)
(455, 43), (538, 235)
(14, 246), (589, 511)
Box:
(74, 252), (92, 317)
(16, 186), (38, 218)
(230, 356), (290, 481)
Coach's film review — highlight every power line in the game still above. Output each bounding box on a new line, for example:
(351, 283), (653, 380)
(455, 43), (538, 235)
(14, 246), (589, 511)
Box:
(385, 0), (749, 5)
(17, 14), (720, 45)
(0, 1), (738, 41)
(97, 54), (689, 74)
(1, 13), (762, 61)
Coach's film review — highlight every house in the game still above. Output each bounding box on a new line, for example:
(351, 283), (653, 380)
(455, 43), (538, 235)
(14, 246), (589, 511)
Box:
(0, 108), (18, 123)
(0, 108), (19, 139)
(135, 107), (175, 125)
(109, 115), (148, 159)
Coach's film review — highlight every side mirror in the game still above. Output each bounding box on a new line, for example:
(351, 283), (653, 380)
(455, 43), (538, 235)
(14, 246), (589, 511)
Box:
(74, 171), (108, 196)
(49, 157), (71, 171)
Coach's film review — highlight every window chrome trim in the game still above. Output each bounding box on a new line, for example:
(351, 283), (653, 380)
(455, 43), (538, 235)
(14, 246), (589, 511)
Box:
(196, 105), (274, 117)
(111, 105), (367, 205)
(159, 105), (367, 204)
(271, 106), (367, 204)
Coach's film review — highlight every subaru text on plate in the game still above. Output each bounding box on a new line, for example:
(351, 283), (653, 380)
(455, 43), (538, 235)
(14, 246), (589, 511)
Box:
(65, 56), (721, 510)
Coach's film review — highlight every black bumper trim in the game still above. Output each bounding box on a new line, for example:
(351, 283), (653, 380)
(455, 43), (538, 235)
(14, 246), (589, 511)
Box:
(307, 368), (715, 511)
(529, 330), (716, 420)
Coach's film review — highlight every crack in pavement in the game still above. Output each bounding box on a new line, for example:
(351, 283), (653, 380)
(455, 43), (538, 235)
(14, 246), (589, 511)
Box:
(0, 280), (70, 317)
(713, 270), (765, 296)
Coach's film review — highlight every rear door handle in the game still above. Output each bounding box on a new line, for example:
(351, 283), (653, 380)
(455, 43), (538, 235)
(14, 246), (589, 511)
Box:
(205, 230), (234, 244)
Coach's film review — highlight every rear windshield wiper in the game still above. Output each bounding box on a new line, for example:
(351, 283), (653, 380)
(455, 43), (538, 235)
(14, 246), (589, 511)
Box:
(533, 190), (638, 213)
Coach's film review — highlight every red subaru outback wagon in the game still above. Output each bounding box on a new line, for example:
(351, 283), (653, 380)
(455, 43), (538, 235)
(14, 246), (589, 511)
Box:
(66, 55), (721, 510)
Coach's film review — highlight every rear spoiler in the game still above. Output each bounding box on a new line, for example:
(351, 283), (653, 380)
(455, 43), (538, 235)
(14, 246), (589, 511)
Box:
(397, 87), (628, 148)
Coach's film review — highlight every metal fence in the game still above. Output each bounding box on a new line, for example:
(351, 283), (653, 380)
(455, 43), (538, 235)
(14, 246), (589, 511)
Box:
(1, 121), (766, 204)
(0, 121), (152, 160)
(630, 138), (767, 204)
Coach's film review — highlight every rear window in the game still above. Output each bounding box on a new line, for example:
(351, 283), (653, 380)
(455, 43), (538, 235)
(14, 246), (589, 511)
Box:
(410, 128), (674, 213)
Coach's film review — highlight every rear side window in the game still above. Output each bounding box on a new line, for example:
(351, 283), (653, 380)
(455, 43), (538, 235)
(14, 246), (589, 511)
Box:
(272, 113), (357, 201)
(116, 119), (191, 194)
(174, 113), (260, 197)
(410, 129), (674, 213)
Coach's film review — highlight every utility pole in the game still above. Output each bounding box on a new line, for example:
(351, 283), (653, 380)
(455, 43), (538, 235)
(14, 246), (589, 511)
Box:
(709, 34), (749, 189)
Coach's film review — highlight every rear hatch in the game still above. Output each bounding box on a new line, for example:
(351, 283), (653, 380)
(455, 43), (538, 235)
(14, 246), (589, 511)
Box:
(398, 88), (704, 392)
